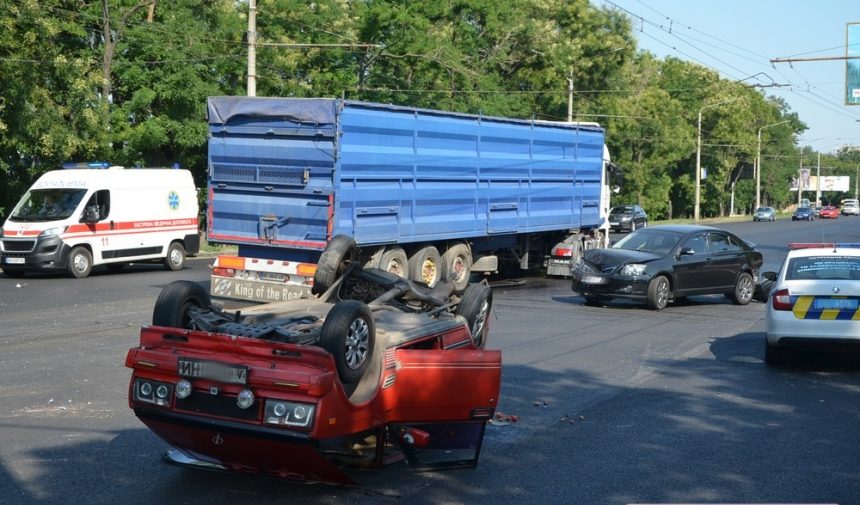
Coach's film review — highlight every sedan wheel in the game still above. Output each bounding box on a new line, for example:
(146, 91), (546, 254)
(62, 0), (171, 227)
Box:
(646, 275), (670, 310)
(729, 272), (754, 305)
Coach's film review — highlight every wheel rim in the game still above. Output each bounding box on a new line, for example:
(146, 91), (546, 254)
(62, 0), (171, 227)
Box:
(73, 253), (89, 273)
(738, 276), (753, 302)
(421, 258), (437, 284)
(451, 255), (467, 283)
(344, 318), (370, 370)
(169, 247), (183, 266)
(656, 278), (669, 307)
(384, 257), (405, 277)
(470, 299), (490, 346)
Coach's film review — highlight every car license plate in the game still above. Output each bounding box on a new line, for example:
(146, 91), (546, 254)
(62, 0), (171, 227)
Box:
(813, 298), (858, 310)
(4, 257), (25, 264)
(581, 274), (607, 285)
(178, 358), (249, 384)
(258, 271), (287, 282)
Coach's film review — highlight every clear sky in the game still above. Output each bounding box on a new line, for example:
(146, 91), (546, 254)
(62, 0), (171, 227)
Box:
(592, 0), (860, 153)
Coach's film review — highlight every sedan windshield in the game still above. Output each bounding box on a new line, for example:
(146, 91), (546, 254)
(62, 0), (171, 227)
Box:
(10, 189), (87, 221)
(786, 256), (860, 281)
(612, 229), (682, 255)
(610, 206), (635, 214)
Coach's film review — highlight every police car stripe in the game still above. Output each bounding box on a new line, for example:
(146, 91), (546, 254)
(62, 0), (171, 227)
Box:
(791, 295), (860, 320)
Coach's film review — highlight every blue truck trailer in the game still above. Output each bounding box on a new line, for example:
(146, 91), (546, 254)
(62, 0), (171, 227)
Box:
(206, 97), (612, 303)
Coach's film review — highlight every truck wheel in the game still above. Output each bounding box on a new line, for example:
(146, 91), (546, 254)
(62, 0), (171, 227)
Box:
(441, 243), (472, 292)
(67, 246), (93, 278)
(313, 235), (357, 296)
(163, 242), (186, 271)
(408, 246), (441, 287)
(456, 282), (492, 349)
(320, 300), (375, 384)
(152, 280), (211, 329)
(2, 267), (27, 278)
(378, 247), (408, 278)
(645, 275), (670, 310)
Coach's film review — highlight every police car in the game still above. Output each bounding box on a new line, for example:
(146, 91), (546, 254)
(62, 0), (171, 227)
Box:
(765, 243), (860, 365)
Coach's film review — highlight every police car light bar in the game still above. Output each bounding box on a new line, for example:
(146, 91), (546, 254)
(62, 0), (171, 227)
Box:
(788, 242), (860, 250)
(62, 161), (110, 169)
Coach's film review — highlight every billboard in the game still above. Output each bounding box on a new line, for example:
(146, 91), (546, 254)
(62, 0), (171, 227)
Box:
(847, 23), (860, 105)
(791, 175), (850, 192)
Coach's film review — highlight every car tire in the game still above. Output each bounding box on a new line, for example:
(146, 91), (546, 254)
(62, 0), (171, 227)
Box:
(729, 272), (754, 305)
(163, 242), (186, 271)
(67, 246), (93, 279)
(646, 275), (670, 310)
(456, 282), (492, 349)
(312, 235), (358, 296)
(377, 247), (408, 278)
(2, 267), (27, 278)
(319, 300), (375, 384)
(764, 340), (785, 366)
(152, 280), (211, 329)
(642, 220), (647, 228)
(753, 279), (775, 302)
(408, 245), (442, 287)
(630, 221), (637, 232)
(441, 243), (472, 292)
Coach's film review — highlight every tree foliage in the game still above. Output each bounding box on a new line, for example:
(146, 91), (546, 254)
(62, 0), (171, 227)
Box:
(0, 0), (826, 220)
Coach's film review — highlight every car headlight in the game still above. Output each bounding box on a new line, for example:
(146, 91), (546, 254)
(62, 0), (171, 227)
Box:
(134, 378), (173, 407)
(620, 216), (632, 221)
(264, 400), (316, 428)
(39, 226), (67, 238)
(619, 263), (647, 276)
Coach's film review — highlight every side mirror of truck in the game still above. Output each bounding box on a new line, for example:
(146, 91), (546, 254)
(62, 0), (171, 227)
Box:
(83, 205), (100, 223)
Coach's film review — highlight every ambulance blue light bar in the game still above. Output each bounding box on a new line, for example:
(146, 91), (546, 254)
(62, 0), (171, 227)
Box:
(62, 161), (110, 169)
(789, 242), (860, 250)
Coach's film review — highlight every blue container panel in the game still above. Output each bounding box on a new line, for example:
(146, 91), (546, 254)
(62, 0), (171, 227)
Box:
(210, 189), (331, 244)
(335, 104), (605, 245)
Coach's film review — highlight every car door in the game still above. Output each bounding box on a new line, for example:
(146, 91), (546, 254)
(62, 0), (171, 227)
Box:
(704, 231), (742, 291)
(673, 232), (712, 294)
(381, 348), (501, 470)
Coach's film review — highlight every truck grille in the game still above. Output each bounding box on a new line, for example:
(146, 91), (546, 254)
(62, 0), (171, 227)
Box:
(2, 240), (36, 253)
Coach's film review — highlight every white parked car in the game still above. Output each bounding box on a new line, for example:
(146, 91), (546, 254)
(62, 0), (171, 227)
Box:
(765, 243), (860, 365)
(841, 199), (859, 216)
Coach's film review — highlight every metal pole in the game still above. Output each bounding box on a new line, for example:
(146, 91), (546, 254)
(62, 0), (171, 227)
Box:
(247, 0), (257, 97)
(567, 69), (573, 123)
(816, 152), (821, 206)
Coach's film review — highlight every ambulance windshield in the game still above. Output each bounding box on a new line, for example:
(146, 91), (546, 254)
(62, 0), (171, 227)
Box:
(10, 189), (87, 221)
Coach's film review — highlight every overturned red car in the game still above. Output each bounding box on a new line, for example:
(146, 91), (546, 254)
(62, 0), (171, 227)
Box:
(126, 236), (501, 486)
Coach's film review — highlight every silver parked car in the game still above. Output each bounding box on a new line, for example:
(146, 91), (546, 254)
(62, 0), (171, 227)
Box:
(753, 206), (776, 222)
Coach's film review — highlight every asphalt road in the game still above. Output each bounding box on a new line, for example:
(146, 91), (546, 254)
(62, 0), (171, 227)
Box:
(1, 217), (860, 505)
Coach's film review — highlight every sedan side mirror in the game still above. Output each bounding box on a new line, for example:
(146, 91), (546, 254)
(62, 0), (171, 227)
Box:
(679, 247), (696, 256)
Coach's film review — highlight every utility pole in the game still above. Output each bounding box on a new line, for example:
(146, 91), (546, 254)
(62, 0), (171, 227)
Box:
(816, 152), (821, 206)
(567, 69), (574, 122)
(247, 0), (257, 97)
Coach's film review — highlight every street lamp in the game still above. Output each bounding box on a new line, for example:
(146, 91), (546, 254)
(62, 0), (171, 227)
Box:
(756, 120), (790, 210)
(696, 97), (741, 221)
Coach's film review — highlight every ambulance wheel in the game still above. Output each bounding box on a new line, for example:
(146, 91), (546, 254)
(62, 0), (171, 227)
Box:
(152, 280), (211, 329)
(2, 267), (27, 278)
(67, 246), (93, 278)
(313, 235), (357, 296)
(320, 300), (375, 384)
(456, 282), (492, 349)
(164, 242), (186, 271)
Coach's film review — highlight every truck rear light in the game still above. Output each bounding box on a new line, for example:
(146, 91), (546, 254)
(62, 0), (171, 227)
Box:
(217, 256), (245, 270)
(212, 267), (235, 277)
(297, 263), (317, 276)
(554, 247), (573, 257)
(771, 289), (792, 311)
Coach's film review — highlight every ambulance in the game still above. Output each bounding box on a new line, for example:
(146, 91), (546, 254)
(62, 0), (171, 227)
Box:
(0, 164), (199, 278)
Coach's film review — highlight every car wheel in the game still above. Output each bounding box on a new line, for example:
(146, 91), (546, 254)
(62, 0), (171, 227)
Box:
(312, 235), (358, 296)
(408, 245), (442, 287)
(764, 340), (785, 366)
(629, 221), (637, 232)
(646, 275), (670, 310)
(67, 246), (93, 278)
(456, 282), (492, 349)
(2, 267), (27, 278)
(163, 242), (186, 271)
(441, 243), (472, 292)
(152, 280), (211, 329)
(320, 300), (375, 384)
(729, 272), (754, 305)
(378, 247), (408, 278)
(642, 220), (647, 228)
(753, 279), (775, 302)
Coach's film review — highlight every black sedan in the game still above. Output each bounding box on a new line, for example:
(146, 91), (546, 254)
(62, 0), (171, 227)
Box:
(792, 207), (814, 221)
(571, 225), (763, 310)
(608, 205), (648, 232)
